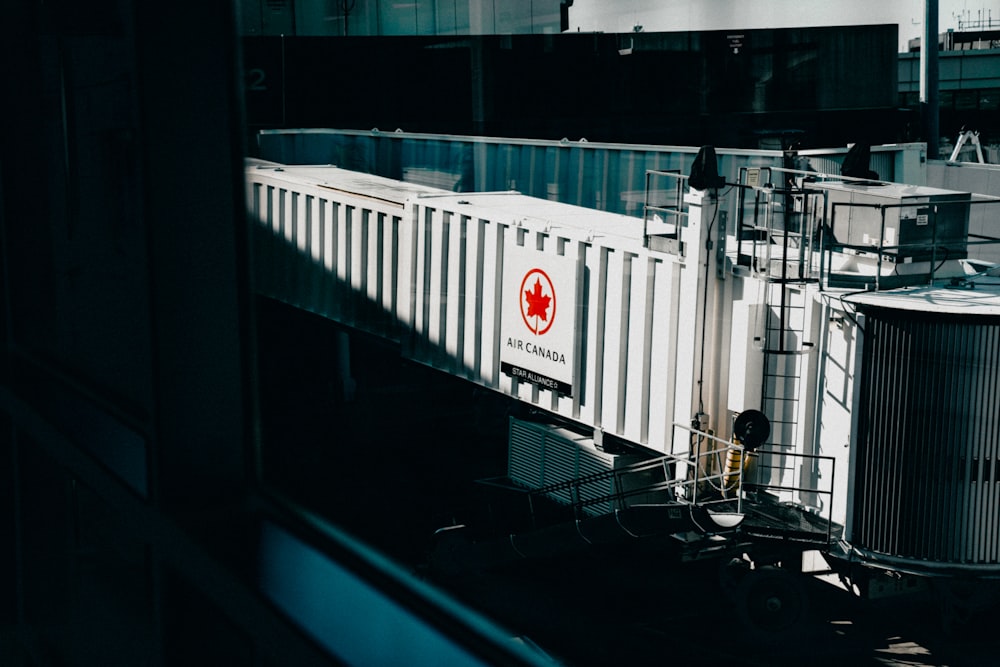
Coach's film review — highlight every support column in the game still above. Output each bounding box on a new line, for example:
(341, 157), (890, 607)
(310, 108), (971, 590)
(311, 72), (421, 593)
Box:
(673, 187), (729, 445)
(921, 0), (940, 159)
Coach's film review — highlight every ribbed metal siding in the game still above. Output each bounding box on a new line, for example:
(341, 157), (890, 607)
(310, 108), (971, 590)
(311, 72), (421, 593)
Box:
(248, 166), (686, 452)
(508, 418), (544, 489)
(248, 169), (444, 340)
(852, 308), (1000, 565)
(403, 202), (681, 449)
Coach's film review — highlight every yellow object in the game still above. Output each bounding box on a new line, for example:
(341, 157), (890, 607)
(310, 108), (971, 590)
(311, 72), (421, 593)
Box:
(723, 436), (752, 494)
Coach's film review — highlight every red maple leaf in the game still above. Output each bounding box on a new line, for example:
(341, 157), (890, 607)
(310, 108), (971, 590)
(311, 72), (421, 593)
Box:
(524, 279), (550, 321)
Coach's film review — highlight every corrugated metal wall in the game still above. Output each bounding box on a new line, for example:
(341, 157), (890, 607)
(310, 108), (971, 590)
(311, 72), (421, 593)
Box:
(852, 307), (1000, 565)
(249, 167), (447, 341)
(399, 195), (688, 450)
(247, 164), (691, 452)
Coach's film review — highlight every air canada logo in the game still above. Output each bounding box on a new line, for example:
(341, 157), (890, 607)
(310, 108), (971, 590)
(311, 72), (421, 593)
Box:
(520, 268), (555, 335)
(501, 252), (574, 396)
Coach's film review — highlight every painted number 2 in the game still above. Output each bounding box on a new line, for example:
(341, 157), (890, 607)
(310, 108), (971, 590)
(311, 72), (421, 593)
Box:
(246, 68), (267, 92)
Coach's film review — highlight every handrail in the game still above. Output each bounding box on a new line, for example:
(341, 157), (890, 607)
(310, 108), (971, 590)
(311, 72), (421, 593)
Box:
(523, 424), (749, 522)
(821, 195), (1000, 291)
(733, 166), (825, 284)
(520, 423), (839, 545)
(748, 447), (838, 545)
(669, 421), (749, 510)
(642, 169), (687, 252)
(731, 170), (1000, 294)
(524, 456), (672, 497)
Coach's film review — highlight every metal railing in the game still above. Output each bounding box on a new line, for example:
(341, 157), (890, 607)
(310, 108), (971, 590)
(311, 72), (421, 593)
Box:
(744, 447), (839, 545)
(514, 421), (839, 545)
(819, 196), (1000, 291)
(642, 169), (688, 253)
(519, 433), (747, 524)
(732, 165), (831, 284)
(730, 167), (1000, 293)
(670, 421), (751, 510)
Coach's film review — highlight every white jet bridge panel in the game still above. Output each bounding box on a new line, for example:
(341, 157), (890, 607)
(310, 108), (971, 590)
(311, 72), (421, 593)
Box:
(247, 164), (692, 454)
(401, 191), (686, 451)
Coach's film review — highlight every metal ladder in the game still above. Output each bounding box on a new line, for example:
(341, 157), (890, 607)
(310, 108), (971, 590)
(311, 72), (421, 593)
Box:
(761, 282), (808, 454)
(734, 169), (823, 459)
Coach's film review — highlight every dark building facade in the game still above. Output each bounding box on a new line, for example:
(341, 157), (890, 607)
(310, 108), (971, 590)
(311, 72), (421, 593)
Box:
(243, 25), (902, 149)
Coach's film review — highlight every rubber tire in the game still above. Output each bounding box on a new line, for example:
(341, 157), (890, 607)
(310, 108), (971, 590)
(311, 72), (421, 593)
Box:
(734, 565), (810, 637)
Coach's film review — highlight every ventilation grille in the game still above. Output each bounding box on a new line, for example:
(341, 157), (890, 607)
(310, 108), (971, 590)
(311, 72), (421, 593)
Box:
(508, 421), (544, 489)
(851, 308), (1000, 566)
(507, 417), (639, 516)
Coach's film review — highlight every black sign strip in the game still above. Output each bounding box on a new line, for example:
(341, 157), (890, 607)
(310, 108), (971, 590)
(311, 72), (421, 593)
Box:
(501, 362), (572, 397)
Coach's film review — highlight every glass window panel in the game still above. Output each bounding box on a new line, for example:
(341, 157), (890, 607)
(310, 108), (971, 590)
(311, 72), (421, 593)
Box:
(380, 2), (417, 35)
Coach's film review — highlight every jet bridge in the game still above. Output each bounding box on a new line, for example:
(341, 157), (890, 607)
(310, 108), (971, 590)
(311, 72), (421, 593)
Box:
(247, 162), (732, 455)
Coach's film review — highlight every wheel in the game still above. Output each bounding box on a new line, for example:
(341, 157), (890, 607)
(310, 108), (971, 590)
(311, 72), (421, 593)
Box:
(429, 525), (473, 576)
(718, 556), (752, 597)
(735, 565), (810, 636)
(934, 578), (1000, 637)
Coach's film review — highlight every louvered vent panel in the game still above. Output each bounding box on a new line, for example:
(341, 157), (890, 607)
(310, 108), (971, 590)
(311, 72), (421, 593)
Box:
(851, 308), (1000, 566)
(508, 419), (544, 489)
(542, 437), (577, 505)
(577, 448), (616, 513)
(507, 417), (645, 515)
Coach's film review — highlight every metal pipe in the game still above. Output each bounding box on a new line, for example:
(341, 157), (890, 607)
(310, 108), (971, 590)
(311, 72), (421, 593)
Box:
(921, 0), (940, 159)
